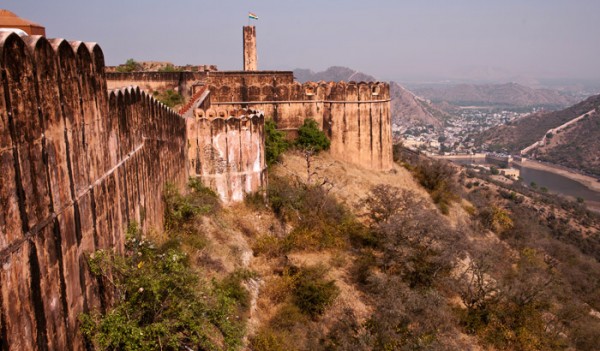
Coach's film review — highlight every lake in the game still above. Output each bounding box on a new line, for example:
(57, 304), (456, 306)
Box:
(449, 158), (600, 203)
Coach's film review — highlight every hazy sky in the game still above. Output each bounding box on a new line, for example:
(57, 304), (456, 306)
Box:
(6, 0), (600, 82)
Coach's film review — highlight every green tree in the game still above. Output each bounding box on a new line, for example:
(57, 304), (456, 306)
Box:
(116, 58), (141, 73)
(295, 118), (330, 152)
(265, 120), (289, 166)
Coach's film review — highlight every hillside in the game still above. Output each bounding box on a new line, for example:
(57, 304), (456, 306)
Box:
(413, 82), (578, 108)
(536, 110), (600, 176)
(475, 94), (600, 153)
(80, 144), (600, 350)
(390, 82), (448, 129)
(294, 67), (448, 129)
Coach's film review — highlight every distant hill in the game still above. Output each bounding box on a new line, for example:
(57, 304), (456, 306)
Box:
(535, 110), (600, 176)
(389, 82), (447, 129)
(293, 67), (447, 129)
(413, 82), (578, 108)
(293, 66), (377, 84)
(475, 94), (600, 175)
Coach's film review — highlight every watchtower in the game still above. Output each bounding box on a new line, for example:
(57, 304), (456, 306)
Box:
(243, 26), (257, 71)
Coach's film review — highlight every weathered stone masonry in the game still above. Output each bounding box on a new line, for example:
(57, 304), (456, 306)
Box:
(187, 110), (266, 203)
(204, 78), (393, 171)
(0, 33), (187, 350)
(106, 69), (394, 171)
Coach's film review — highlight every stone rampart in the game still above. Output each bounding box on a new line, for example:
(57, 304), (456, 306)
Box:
(188, 109), (266, 202)
(106, 70), (295, 100)
(206, 80), (393, 170)
(0, 33), (187, 350)
(106, 71), (206, 98)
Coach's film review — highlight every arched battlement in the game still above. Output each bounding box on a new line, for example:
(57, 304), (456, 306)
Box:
(302, 82), (318, 97)
(217, 108), (228, 118)
(85, 42), (104, 69)
(0, 32), (33, 84)
(329, 82), (347, 100)
(289, 82), (303, 100)
(206, 108), (217, 118)
(345, 82), (359, 100)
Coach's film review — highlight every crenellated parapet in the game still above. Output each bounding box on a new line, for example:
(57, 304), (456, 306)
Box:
(0, 33), (188, 350)
(187, 109), (266, 203)
(208, 80), (393, 170)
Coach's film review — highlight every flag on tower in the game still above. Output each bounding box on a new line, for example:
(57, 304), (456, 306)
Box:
(248, 12), (259, 20)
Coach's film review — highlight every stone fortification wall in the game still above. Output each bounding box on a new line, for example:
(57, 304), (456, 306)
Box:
(207, 81), (393, 170)
(188, 109), (266, 202)
(106, 71), (207, 98)
(106, 70), (294, 100)
(0, 33), (187, 350)
(205, 70), (294, 87)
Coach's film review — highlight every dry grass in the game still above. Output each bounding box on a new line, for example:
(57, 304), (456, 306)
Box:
(272, 151), (431, 210)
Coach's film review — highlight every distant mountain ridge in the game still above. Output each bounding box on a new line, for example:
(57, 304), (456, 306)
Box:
(413, 82), (578, 108)
(293, 67), (447, 129)
(293, 66), (378, 84)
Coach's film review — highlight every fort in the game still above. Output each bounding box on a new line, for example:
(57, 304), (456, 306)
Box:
(0, 25), (391, 349)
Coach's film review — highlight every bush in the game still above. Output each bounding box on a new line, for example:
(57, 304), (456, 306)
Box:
(265, 120), (289, 166)
(81, 229), (244, 350)
(244, 190), (267, 210)
(218, 269), (256, 311)
(478, 206), (514, 234)
(361, 184), (424, 225)
(250, 329), (289, 351)
(154, 89), (184, 108)
(412, 158), (459, 214)
(163, 179), (219, 238)
(115, 58), (141, 73)
(292, 266), (339, 318)
(264, 176), (358, 253)
(295, 118), (330, 152)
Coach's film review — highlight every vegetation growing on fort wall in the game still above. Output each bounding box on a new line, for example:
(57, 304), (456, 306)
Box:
(153, 89), (184, 108)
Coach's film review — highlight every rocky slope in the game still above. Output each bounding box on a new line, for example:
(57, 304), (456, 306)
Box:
(413, 82), (578, 108)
